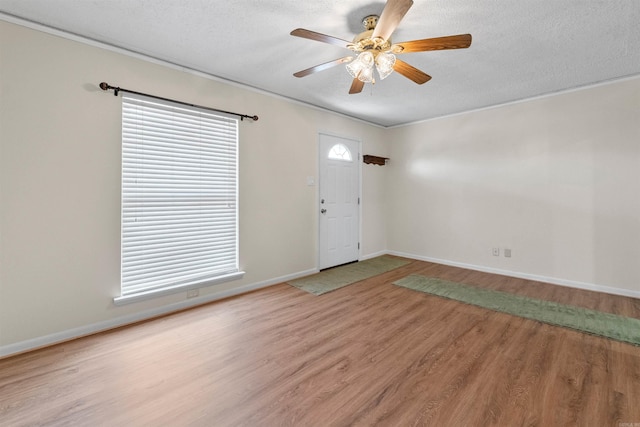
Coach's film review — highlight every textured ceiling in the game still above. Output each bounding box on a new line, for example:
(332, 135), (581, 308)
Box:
(1, 0), (639, 127)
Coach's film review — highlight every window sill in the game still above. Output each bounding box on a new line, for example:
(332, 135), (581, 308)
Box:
(113, 271), (245, 306)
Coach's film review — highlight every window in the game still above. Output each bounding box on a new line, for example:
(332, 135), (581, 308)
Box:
(115, 94), (243, 305)
(327, 143), (353, 161)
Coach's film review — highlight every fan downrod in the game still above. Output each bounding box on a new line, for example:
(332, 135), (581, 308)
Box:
(349, 15), (391, 52)
(362, 15), (379, 31)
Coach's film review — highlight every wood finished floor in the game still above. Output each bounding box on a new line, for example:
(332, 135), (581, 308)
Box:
(2, 258), (640, 426)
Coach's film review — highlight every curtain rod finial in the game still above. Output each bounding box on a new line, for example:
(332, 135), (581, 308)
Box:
(252, 115), (259, 121)
(99, 82), (109, 91)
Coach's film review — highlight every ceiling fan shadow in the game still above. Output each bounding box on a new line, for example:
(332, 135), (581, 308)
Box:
(345, 2), (386, 34)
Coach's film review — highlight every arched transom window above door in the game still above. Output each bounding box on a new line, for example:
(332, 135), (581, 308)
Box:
(327, 143), (353, 162)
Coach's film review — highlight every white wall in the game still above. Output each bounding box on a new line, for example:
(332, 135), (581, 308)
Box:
(386, 76), (640, 296)
(0, 20), (388, 353)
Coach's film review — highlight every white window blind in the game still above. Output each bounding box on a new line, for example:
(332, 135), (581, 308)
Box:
(118, 94), (241, 303)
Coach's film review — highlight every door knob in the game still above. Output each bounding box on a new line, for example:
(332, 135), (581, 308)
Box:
(320, 209), (327, 214)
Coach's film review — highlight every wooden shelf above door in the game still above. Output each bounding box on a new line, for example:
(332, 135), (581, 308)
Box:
(363, 155), (389, 166)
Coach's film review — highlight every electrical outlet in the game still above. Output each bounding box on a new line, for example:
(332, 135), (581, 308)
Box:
(492, 248), (500, 256)
(187, 289), (199, 298)
(504, 248), (512, 258)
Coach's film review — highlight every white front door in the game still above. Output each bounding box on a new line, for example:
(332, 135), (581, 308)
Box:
(319, 133), (360, 270)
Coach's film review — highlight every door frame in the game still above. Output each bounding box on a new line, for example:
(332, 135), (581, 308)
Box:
(317, 131), (362, 270)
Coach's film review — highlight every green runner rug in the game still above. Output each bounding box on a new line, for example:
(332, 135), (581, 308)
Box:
(289, 255), (410, 295)
(393, 274), (640, 346)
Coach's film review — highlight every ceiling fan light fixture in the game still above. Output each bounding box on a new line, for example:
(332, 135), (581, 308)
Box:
(345, 61), (362, 79)
(375, 52), (396, 80)
(358, 51), (374, 67)
(357, 66), (375, 83)
(346, 51), (375, 79)
(291, 0), (471, 94)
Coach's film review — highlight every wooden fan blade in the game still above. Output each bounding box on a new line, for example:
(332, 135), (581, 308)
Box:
(290, 28), (351, 48)
(372, 0), (414, 41)
(393, 34), (472, 53)
(293, 57), (353, 78)
(393, 59), (432, 84)
(349, 78), (364, 94)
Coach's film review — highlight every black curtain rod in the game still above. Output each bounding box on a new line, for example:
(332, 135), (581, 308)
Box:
(99, 82), (258, 122)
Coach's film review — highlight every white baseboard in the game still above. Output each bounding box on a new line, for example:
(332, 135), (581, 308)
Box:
(360, 250), (389, 261)
(0, 267), (317, 359)
(388, 250), (640, 300)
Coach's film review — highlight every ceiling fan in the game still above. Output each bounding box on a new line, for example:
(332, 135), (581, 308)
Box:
(290, 0), (472, 94)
